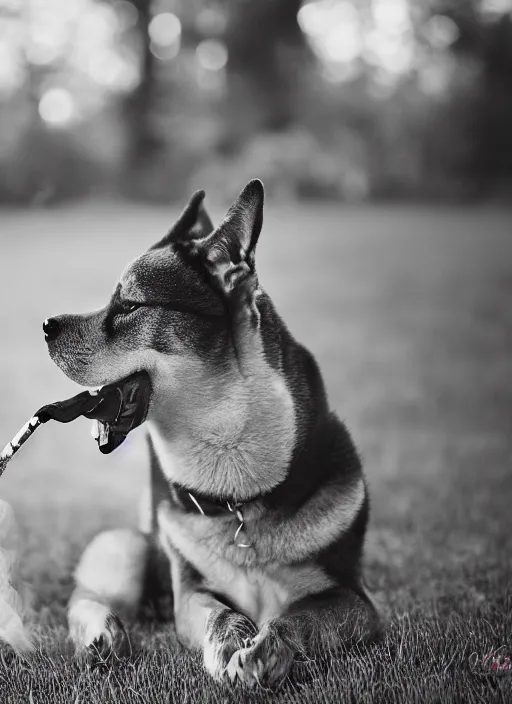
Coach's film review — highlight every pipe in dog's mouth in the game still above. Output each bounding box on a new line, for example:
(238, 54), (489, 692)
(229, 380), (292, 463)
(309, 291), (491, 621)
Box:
(88, 370), (153, 454)
(36, 370), (152, 454)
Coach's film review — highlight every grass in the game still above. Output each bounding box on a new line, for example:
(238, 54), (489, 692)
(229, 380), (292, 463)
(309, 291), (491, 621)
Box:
(0, 201), (511, 702)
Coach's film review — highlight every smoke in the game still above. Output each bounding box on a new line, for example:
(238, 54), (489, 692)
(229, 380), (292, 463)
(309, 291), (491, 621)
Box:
(0, 499), (34, 654)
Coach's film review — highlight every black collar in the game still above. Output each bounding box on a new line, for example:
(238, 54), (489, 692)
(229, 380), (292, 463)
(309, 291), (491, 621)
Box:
(168, 481), (256, 517)
(166, 480), (256, 548)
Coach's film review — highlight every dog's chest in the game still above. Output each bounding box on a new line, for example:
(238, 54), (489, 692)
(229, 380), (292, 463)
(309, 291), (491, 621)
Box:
(147, 366), (296, 500)
(157, 503), (330, 626)
(209, 562), (290, 626)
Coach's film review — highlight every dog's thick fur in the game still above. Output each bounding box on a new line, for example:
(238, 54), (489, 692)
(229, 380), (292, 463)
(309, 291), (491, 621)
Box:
(46, 180), (380, 687)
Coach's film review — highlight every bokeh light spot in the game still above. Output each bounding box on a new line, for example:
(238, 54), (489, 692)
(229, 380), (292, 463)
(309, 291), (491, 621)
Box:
(425, 15), (460, 49)
(38, 88), (76, 127)
(196, 39), (228, 71)
(481, 0), (512, 16)
(86, 50), (139, 90)
(299, 0), (415, 77)
(148, 12), (181, 47)
(371, 0), (410, 33)
(113, 0), (139, 31)
(298, 1), (362, 66)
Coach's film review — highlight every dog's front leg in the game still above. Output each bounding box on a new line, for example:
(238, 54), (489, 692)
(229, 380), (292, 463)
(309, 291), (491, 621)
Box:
(283, 584), (382, 651)
(170, 557), (258, 681)
(68, 529), (149, 659)
(222, 585), (382, 688)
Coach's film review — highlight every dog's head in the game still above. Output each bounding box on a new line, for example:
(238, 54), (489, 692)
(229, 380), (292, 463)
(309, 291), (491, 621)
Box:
(44, 180), (265, 416)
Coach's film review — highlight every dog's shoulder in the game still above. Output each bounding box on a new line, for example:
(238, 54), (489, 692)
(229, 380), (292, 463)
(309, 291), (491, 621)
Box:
(256, 301), (369, 583)
(258, 294), (362, 508)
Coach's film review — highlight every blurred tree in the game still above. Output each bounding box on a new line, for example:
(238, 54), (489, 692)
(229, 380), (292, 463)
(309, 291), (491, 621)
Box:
(122, 0), (160, 169)
(1, 0), (511, 203)
(473, 13), (512, 194)
(432, 0), (512, 194)
(222, 0), (309, 146)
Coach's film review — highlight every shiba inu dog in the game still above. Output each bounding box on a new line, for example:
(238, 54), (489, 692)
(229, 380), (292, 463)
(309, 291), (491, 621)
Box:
(44, 179), (380, 687)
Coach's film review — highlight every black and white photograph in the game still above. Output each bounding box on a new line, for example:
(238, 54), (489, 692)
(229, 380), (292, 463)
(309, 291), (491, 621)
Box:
(0, 0), (511, 702)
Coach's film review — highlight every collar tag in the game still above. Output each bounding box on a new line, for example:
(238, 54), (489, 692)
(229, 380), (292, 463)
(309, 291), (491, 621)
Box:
(188, 492), (206, 515)
(227, 501), (252, 549)
(186, 492), (253, 548)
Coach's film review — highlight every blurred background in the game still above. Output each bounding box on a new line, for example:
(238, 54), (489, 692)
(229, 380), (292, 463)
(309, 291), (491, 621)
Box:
(1, 0), (512, 205)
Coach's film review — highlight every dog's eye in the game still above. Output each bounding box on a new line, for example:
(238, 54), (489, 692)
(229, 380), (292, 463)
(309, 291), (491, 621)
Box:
(117, 301), (141, 315)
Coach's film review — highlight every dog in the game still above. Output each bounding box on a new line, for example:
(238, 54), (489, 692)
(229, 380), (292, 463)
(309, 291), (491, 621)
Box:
(44, 179), (381, 687)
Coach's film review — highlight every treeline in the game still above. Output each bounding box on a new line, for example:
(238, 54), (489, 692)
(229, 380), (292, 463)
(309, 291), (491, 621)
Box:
(0, 0), (511, 204)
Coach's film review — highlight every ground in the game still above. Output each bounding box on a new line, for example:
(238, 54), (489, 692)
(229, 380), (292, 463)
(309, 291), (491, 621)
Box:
(0, 202), (511, 703)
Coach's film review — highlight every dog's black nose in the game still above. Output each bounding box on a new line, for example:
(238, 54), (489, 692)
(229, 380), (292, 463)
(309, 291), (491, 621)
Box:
(43, 317), (60, 341)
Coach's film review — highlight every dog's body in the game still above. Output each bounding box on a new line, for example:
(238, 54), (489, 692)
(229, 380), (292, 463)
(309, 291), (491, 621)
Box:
(45, 180), (380, 686)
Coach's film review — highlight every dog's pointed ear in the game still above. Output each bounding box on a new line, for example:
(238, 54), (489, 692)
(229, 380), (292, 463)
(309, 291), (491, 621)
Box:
(150, 190), (214, 250)
(198, 178), (264, 267)
(182, 179), (264, 296)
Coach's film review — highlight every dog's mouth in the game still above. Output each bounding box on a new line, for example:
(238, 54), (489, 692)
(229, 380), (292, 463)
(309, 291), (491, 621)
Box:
(36, 370), (152, 454)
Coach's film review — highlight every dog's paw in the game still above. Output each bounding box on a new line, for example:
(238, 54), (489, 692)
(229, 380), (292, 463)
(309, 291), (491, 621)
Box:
(203, 608), (257, 681)
(225, 624), (294, 689)
(68, 598), (130, 661)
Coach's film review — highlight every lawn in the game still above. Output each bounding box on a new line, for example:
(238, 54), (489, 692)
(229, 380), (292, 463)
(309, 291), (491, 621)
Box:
(0, 201), (511, 702)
